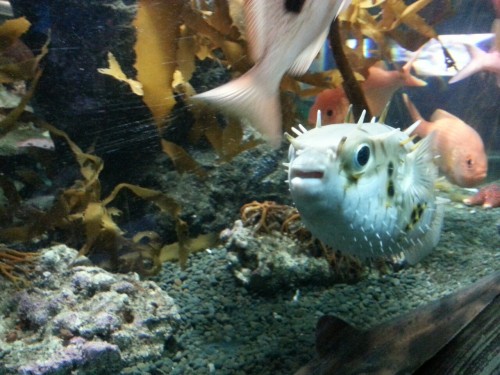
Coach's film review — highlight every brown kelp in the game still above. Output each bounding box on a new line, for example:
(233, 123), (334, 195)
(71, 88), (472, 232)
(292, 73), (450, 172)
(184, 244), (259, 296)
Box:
(1, 1), (459, 281)
(0, 13), (218, 277)
(0, 17), (48, 136)
(332, 0), (453, 119)
(98, 0), (454, 164)
(98, 0), (260, 169)
(339, 0), (453, 66)
(0, 18), (48, 284)
(0, 113), (194, 274)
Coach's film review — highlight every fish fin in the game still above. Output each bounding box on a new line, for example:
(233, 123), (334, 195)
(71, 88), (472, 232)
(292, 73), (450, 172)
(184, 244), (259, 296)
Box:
(315, 315), (361, 357)
(402, 93), (432, 136)
(401, 52), (427, 87)
(287, 0), (350, 76)
(448, 44), (486, 84)
(345, 104), (355, 123)
(429, 109), (459, 122)
(493, 19), (500, 51)
(288, 27), (329, 76)
(404, 131), (438, 201)
(244, 0), (267, 62)
(378, 100), (391, 123)
(402, 74), (427, 87)
(435, 196), (451, 205)
(401, 132), (442, 264)
(402, 93), (423, 121)
(404, 201), (444, 265)
(372, 60), (387, 70)
(192, 69), (282, 147)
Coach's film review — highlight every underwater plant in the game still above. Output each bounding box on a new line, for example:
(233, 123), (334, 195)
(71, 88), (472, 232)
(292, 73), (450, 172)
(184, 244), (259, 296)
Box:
(1, 114), (194, 275)
(96, 0), (452, 164)
(0, 0), (461, 283)
(0, 17), (196, 278)
(0, 245), (38, 286)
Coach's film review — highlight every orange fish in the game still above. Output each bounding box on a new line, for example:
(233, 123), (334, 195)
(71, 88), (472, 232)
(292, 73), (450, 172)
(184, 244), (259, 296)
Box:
(309, 60), (426, 124)
(403, 94), (487, 187)
(495, 0), (500, 17)
(362, 60), (427, 116)
(308, 87), (350, 125)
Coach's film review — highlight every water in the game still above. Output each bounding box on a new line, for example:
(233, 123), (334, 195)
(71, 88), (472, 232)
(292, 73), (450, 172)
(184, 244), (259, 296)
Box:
(0, 1), (498, 374)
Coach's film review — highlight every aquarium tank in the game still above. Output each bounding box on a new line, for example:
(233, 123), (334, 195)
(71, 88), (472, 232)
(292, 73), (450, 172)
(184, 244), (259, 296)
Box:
(0, 0), (498, 374)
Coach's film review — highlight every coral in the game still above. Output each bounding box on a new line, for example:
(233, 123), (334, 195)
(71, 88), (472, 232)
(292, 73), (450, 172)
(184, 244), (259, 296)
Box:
(0, 246), (38, 285)
(240, 200), (298, 234)
(0, 245), (180, 374)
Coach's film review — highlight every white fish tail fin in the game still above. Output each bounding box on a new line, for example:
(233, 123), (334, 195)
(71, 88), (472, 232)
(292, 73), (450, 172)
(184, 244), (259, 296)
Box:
(402, 93), (422, 121)
(493, 19), (500, 51)
(288, 0), (351, 76)
(288, 27), (329, 76)
(448, 44), (486, 84)
(338, 0), (352, 16)
(192, 70), (282, 147)
(244, 0), (267, 62)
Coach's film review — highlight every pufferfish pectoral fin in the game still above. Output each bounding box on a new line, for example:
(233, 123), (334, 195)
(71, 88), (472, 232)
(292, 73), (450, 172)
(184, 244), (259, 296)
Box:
(403, 200), (445, 265)
(403, 130), (438, 201)
(400, 131), (443, 265)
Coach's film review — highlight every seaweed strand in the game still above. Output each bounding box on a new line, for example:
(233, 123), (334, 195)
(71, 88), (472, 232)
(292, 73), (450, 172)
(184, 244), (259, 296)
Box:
(328, 19), (371, 121)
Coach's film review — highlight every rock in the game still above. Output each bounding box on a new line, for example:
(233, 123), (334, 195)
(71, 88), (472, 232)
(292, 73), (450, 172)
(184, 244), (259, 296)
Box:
(17, 339), (122, 375)
(0, 245), (180, 375)
(223, 220), (338, 295)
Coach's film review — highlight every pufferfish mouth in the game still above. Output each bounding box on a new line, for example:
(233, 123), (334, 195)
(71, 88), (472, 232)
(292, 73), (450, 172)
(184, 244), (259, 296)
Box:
(290, 168), (325, 180)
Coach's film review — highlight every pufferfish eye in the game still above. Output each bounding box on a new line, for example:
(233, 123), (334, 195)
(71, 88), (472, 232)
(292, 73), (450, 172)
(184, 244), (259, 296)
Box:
(354, 143), (371, 169)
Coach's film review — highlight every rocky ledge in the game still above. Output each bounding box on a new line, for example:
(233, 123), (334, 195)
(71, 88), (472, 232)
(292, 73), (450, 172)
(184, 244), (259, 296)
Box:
(0, 245), (180, 375)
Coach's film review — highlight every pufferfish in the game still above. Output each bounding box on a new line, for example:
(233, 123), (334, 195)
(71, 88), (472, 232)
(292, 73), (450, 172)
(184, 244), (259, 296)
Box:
(286, 112), (444, 264)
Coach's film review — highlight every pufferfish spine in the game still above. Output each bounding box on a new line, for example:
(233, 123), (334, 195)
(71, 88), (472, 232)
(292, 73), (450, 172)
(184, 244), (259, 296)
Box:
(286, 112), (444, 264)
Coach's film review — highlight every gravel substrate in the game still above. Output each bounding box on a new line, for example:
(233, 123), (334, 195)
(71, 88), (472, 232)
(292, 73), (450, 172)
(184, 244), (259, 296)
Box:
(122, 194), (499, 375)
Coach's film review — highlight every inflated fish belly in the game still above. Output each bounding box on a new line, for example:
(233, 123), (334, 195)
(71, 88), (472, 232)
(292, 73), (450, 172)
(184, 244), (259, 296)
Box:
(286, 116), (444, 264)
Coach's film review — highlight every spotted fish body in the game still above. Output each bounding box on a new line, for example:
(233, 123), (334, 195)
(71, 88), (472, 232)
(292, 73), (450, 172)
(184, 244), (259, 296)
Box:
(286, 115), (444, 264)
